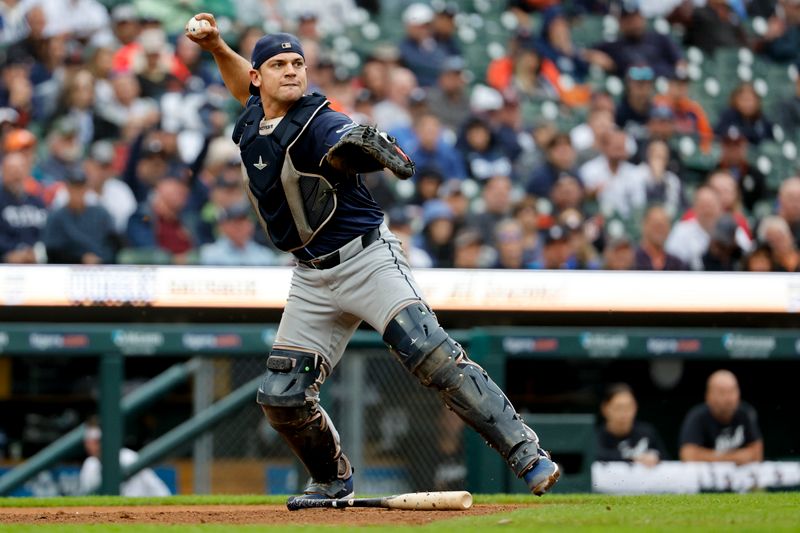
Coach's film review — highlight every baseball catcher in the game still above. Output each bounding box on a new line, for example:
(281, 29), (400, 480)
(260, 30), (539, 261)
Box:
(186, 13), (559, 500)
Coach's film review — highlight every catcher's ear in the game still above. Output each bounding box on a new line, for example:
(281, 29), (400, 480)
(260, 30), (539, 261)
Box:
(249, 69), (262, 90)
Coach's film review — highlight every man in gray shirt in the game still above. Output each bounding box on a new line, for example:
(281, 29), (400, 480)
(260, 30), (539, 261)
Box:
(43, 168), (117, 264)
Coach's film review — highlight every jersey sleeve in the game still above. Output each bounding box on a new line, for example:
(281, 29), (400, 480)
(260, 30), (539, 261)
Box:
(595, 427), (625, 461)
(741, 403), (763, 445)
(306, 111), (359, 164)
(678, 406), (706, 448)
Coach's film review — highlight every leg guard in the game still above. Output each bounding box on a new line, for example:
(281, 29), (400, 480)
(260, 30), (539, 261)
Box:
(256, 348), (351, 483)
(383, 303), (541, 477)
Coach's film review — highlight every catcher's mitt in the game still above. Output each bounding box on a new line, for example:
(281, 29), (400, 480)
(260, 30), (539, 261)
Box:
(325, 125), (415, 179)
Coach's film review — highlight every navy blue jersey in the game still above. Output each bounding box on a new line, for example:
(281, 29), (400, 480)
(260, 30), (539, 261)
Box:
(237, 95), (384, 258)
(0, 186), (47, 256)
(290, 109), (384, 258)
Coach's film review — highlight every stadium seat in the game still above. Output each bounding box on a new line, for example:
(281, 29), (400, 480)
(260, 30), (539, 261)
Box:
(571, 15), (605, 48)
(675, 136), (720, 183)
(520, 98), (561, 129)
(757, 141), (799, 193)
(517, 414), (597, 493)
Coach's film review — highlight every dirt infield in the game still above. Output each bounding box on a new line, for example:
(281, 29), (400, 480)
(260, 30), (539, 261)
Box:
(0, 504), (522, 526)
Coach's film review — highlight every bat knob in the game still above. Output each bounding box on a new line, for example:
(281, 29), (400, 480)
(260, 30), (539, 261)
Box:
(286, 496), (301, 511)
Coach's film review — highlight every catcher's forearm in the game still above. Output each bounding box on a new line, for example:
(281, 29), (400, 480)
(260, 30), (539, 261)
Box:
(210, 42), (253, 106)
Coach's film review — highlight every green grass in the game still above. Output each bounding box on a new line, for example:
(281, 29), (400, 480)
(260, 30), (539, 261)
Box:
(0, 494), (287, 508)
(1, 493), (800, 532)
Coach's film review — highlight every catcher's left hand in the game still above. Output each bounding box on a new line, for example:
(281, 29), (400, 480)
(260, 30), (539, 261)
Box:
(325, 125), (415, 179)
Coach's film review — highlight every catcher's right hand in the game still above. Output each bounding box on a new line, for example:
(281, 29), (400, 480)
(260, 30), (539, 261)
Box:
(184, 13), (222, 53)
(325, 125), (415, 180)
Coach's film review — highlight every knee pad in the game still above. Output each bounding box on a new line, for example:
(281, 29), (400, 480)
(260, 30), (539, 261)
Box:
(256, 348), (327, 408)
(383, 303), (452, 374)
(257, 348), (327, 432)
(255, 348), (347, 483)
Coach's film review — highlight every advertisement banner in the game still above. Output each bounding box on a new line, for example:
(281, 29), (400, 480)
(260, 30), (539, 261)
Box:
(1, 266), (798, 313)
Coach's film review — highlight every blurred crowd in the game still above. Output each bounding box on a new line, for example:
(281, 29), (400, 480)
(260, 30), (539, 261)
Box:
(1, 0), (799, 271)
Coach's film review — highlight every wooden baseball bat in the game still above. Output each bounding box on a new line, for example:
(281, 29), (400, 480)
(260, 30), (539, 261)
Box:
(286, 490), (473, 511)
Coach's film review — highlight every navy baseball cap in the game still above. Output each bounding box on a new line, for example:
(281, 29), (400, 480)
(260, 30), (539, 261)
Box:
(249, 33), (305, 96)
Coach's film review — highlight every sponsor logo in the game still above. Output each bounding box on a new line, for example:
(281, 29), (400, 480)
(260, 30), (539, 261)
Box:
(112, 330), (164, 354)
(0, 332), (8, 352)
(182, 333), (242, 351)
(646, 338), (701, 355)
(580, 333), (628, 357)
(67, 266), (156, 306)
(502, 337), (559, 355)
(722, 334), (775, 358)
(29, 333), (89, 351)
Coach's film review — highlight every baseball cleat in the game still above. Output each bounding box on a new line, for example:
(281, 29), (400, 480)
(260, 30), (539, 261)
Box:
(299, 470), (354, 500)
(523, 449), (560, 496)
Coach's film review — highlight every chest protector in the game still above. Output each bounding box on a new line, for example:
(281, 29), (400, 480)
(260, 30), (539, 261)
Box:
(233, 93), (337, 253)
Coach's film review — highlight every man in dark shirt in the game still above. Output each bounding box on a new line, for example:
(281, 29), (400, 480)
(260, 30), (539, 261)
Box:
(43, 168), (117, 264)
(593, 2), (683, 78)
(715, 126), (766, 213)
(0, 152), (46, 263)
(126, 176), (196, 261)
(526, 133), (578, 199)
(635, 205), (686, 270)
(684, 0), (749, 56)
(398, 3), (448, 87)
(679, 370), (763, 464)
(615, 63), (655, 143)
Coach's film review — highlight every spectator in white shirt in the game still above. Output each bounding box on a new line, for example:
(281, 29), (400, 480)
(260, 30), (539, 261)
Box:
(665, 185), (722, 270)
(579, 128), (645, 219)
(199, 201), (277, 266)
(641, 139), (686, 219)
(41, 0), (110, 40)
(79, 419), (171, 497)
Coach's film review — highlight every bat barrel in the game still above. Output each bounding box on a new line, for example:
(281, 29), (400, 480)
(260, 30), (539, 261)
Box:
(385, 491), (473, 510)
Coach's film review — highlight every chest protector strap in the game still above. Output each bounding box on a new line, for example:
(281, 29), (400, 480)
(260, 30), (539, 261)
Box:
(233, 94), (337, 252)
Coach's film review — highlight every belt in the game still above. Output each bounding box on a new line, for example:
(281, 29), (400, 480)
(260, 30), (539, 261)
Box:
(298, 226), (381, 270)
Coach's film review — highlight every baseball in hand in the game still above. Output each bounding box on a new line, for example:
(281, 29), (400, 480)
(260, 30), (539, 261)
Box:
(186, 17), (211, 36)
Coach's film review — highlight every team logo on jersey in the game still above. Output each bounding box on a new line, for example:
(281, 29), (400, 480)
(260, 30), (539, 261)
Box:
(335, 122), (358, 134)
(253, 156), (268, 170)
